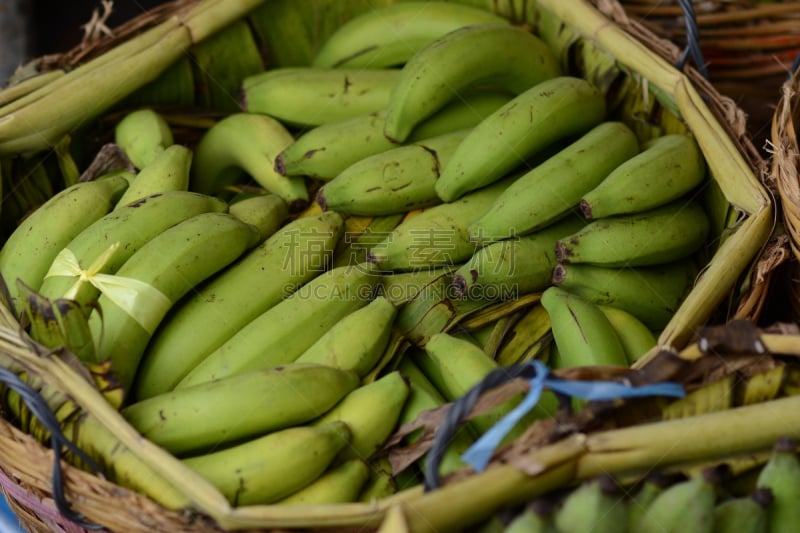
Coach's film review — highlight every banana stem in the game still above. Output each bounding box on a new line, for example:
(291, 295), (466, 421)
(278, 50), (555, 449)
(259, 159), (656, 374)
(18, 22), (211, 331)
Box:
(578, 394), (800, 479)
(0, 0), (271, 156)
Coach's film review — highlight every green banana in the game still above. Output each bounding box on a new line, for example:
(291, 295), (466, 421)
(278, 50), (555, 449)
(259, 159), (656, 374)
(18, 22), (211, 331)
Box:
(712, 488), (772, 533)
(189, 112), (308, 211)
(637, 469), (721, 533)
(114, 108), (174, 169)
(134, 211), (344, 400)
(467, 121), (639, 243)
(87, 212), (261, 394)
(597, 304), (657, 365)
(383, 23), (561, 143)
(176, 263), (382, 388)
(241, 67), (401, 127)
(37, 190), (228, 313)
(539, 286), (628, 369)
(0, 175), (129, 315)
(227, 193), (289, 241)
(188, 18), (265, 112)
(317, 129), (470, 216)
(553, 476), (627, 533)
(181, 421), (352, 506)
(414, 332), (557, 437)
(295, 295), (397, 377)
(311, 2), (509, 68)
(627, 473), (670, 532)
(358, 459), (398, 502)
(313, 370), (410, 462)
(276, 458), (370, 505)
(367, 175), (517, 272)
(580, 133), (706, 220)
(504, 500), (557, 533)
(114, 144), (192, 208)
(434, 76), (606, 202)
(554, 200), (710, 267)
(452, 215), (586, 301)
(122, 362), (359, 455)
(380, 265), (458, 307)
(275, 91), (511, 181)
(397, 357), (475, 476)
(551, 260), (698, 330)
(755, 436), (800, 533)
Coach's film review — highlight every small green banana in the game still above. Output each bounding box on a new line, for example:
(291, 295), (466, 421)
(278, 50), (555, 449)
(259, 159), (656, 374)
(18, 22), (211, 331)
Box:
(37, 191), (227, 313)
(414, 332), (557, 437)
(434, 76), (606, 202)
(241, 67), (401, 127)
(87, 212), (261, 394)
(0, 175), (129, 315)
(504, 500), (557, 533)
(276, 458), (370, 505)
(227, 193), (289, 241)
(190, 112), (308, 211)
(367, 175), (517, 271)
(755, 436), (800, 533)
(555, 200), (710, 267)
(452, 215), (586, 301)
(317, 129), (470, 216)
(114, 144), (193, 208)
(275, 91), (511, 180)
(313, 370), (410, 462)
(176, 263), (382, 388)
(380, 265), (457, 307)
(358, 459), (398, 502)
(627, 473), (670, 532)
(295, 295), (397, 377)
(181, 421), (352, 506)
(540, 286), (628, 369)
(312, 2), (509, 68)
(122, 362), (360, 455)
(397, 357), (475, 476)
(598, 304), (657, 365)
(580, 133), (706, 220)
(134, 211), (343, 400)
(553, 475), (628, 533)
(383, 23), (561, 143)
(467, 121), (639, 242)
(712, 488), (772, 533)
(637, 468), (721, 533)
(114, 107), (173, 169)
(551, 260), (698, 330)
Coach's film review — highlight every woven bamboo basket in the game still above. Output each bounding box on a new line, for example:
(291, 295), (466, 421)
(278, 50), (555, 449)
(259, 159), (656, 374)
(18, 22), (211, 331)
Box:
(770, 61), (800, 319)
(619, 0), (800, 151)
(0, 0), (783, 531)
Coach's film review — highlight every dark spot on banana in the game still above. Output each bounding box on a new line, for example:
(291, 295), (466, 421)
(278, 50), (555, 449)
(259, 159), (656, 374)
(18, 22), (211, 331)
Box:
(304, 148), (324, 159)
(158, 409), (166, 421)
(469, 269), (479, 283)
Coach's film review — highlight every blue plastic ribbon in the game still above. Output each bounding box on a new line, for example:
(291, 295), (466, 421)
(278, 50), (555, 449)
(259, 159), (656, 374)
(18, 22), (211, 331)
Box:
(460, 360), (686, 473)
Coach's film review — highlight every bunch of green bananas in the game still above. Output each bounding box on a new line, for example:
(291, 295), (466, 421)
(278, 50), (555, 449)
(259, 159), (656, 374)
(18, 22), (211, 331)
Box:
(0, 0), (721, 511)
(472, 435), (800, 533)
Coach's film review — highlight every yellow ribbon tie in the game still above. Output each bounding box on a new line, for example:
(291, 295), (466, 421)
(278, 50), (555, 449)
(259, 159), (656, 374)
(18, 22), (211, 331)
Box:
(44, 244), (172, 334)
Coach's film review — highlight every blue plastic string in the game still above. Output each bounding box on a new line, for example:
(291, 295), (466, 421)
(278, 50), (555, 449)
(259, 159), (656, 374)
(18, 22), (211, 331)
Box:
(459, 360), (686, 474)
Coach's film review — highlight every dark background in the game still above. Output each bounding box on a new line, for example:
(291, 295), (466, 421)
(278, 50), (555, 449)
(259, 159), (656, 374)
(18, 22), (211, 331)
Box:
(26, 0), (166, 59)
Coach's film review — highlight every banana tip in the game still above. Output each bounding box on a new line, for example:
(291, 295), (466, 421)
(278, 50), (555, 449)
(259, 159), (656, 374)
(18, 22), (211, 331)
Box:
(451, 274), (468, 298)
(274, 155), (287, 176)
(316, 190), (328, 211)
(554, 241), (570, 265)
(552, 263), (567, 284)
(578, 198), (593, 220)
